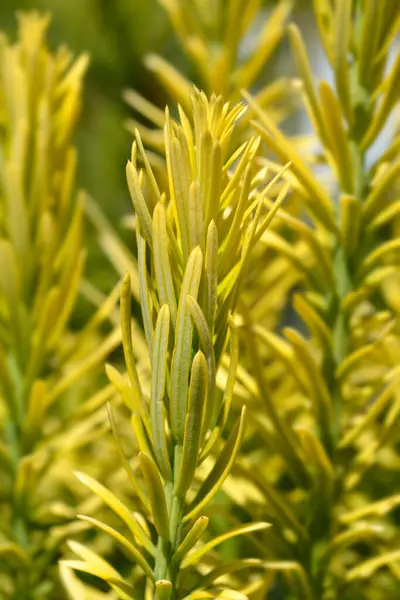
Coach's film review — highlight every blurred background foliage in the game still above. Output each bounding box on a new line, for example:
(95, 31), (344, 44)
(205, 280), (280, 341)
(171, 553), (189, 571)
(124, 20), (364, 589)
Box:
(0, 0), (312, 284)
(3, 0), (169, 224)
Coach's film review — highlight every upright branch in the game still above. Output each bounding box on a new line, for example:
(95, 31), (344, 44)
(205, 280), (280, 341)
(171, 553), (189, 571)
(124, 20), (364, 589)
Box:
(0, 14), (121, 599)
(235, 0), (400, 597)
(65, 89), (291, 599)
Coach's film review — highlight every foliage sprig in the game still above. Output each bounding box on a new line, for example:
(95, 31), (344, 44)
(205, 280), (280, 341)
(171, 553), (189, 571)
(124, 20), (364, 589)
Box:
(64, 89), (290, 598)
(0, 13), (121, 598)
(228, 1), (400, 597)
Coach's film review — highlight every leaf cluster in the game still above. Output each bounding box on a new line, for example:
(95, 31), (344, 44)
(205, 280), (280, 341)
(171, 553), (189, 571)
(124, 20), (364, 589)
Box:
(0, 13), (121, 598)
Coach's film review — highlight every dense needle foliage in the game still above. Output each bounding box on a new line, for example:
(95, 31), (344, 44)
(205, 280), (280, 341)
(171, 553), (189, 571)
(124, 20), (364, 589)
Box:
(0, 13), (122, 598)
(0, 1), (399, 600)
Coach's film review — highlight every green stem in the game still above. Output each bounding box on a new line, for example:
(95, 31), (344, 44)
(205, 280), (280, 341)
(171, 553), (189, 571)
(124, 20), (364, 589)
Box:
(7, 422), (32, 600)
(5, 357), (35, 600)
(153, 445), (184, 599)
(313, 142), (366, 597)
(331, 244), (352, 445)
